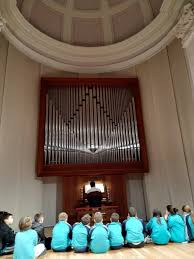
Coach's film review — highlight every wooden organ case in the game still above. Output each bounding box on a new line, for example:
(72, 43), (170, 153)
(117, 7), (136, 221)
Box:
(37, 78), (149, 222)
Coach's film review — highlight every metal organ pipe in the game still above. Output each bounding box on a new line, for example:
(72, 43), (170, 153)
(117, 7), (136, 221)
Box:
(44, 85), (140, 165)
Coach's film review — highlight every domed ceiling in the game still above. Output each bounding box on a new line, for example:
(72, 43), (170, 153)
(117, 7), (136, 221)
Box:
(0, 0), (187, 73)
(16, 0), (164, 47)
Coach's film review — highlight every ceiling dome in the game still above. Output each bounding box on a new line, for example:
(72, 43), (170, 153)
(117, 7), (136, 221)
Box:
(0, 0), (186, 73)
(16, 0), (164, 47)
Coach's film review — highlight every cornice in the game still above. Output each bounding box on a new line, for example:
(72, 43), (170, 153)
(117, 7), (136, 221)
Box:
(175, 2), (194, 48)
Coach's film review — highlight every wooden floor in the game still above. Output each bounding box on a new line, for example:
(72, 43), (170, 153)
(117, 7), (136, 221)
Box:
(3, 243), (194, 258)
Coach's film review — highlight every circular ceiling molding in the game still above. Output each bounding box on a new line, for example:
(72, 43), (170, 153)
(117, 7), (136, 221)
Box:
(0, 0), (187, 73)
(16, 0), (162, 47)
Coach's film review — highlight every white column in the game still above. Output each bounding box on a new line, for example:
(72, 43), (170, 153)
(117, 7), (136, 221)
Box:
(175, 3), (194, 97)
(0, 34), (8, 128)
(175, 2), (194, 203)
(0, 15), (8, 127)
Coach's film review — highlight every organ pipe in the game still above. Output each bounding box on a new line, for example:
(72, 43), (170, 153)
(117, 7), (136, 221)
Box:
(44, 86), (141, 165)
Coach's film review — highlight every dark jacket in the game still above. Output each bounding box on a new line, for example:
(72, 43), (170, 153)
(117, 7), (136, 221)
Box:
(0, 223), (15, 249)
(31, 221), (45, 242)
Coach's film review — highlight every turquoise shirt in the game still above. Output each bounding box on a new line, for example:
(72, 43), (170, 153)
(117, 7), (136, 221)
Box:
(188, 216), (194, 239)
(107, 222), (124, 247)
(72, 223), (90, 249)
(124, 217), (144, 243)
(51, 221), (71, 251)
(89, 223), (110, 253)
(168, 214), (186, 243)
(13, 229), (38, 259)
(146, 217), (170, 245)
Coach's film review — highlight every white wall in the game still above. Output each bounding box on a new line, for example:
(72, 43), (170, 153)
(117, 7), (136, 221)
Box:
(42, 178), (57, 226)
(0, 35), (8, 125)
(127, 175), (147, 220)
(136, 43), (194, 216)
(184, 37), (194, 97)
(99, 39), (194, 216)
(183, 37), (194, 205)
(0, 38), (43, 229)
(167, 39), (194, 204)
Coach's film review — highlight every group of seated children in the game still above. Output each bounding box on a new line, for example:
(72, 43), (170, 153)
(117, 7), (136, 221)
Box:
(0, 204), (194, 257)
(0, 212), (46, 258)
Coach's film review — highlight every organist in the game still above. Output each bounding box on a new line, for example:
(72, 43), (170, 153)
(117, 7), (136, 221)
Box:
(86, 181), (102, 207)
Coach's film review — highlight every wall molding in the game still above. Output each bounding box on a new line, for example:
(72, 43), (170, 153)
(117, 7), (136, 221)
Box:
(0, 13), (6, 32)
(175, 2), (194, 48)
(0, 0), (188, 73)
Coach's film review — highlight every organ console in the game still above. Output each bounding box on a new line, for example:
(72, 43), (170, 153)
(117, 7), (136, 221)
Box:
(80, 183), (111, 205)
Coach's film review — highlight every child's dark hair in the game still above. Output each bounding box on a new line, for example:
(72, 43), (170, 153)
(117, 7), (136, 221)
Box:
(166, 205), (178, 215)
(0, 211), (12, 223)
(0, 211), (5, 223)
(172, 208), (178, 214)
(153, 209), (162, 224)
(166, 205), (172, 213)
(34, 213), (44, 223)
(90, 181), (95, 187)
(182, 205), (186, 212)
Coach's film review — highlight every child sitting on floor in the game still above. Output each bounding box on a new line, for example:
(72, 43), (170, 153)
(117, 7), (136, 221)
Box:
(146, 209), (171, 245)
(72, 214), (91, 253)
(182, 205), (194, 242)
(32, 213), (45, 243)
(14, 216), (46, 259)
(107, 212), (124, 249)
(89, 212), (110, 254)
(122, 207), (144, 248)
(166, 207), (186, 243)
(0, 211), (15, 256)
(188, 211), (194, 241)
(51, 212), (72, 252)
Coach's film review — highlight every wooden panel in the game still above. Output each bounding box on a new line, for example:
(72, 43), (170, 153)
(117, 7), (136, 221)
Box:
(62, 175), (128, 224)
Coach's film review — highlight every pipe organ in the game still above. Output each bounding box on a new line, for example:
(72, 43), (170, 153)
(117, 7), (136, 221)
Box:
(37, 78), (148, 176)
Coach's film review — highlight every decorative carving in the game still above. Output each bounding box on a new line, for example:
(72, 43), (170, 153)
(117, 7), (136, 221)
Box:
(0, 13), (6, 32)
(175, 3), (194, 46)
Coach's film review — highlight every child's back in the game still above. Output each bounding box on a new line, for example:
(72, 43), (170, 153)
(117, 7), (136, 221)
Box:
(107, 222), (124, 248)
(182, 206), (194, 241)
(89, 223), (110, 253)
(168, 214), (185, 243)
(124, 217), (144, 243)
(146, 217), (170, 245)
(188, 215), (194, 240)
(51, 221), (71, 251)
(31, 213), (45, 242)
(14, 229), (37, 259)
(72, 223), (90, 252)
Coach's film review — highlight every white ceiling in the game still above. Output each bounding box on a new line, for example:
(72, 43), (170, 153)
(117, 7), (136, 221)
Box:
(16, 0), (164, 47)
